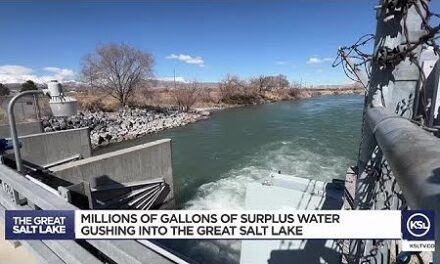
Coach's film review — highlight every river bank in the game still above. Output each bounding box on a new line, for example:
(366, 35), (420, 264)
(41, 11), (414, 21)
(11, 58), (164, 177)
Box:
(43, 88), (363, 149)
(42, 108), (209, 148)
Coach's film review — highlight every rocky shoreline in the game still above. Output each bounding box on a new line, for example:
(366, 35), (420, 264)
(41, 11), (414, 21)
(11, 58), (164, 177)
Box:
(42, 107), (210, 148)
(41, 90), (362, 149)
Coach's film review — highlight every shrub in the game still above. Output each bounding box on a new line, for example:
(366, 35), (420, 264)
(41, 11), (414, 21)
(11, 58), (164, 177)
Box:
(0, 83), (10, 96)
(21, 80), (38, 92)
(288, 88), (302, 98)
(78, 96), (104, 112)
(172, 82), (200, 112)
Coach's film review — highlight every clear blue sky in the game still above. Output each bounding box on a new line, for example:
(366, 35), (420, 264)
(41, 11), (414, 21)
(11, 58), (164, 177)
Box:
(0, 1), (437, 85)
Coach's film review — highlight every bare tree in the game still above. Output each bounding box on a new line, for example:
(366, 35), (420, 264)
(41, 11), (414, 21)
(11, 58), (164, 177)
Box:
(80, 54), (99, 92)
(81, 44), (154, 106)
(172, 81), (200, 112)
(250, 74), (289, 93)
(218, 74), (248, 102)
(250, 75), (270, 93)
(273, 74), (290, 89)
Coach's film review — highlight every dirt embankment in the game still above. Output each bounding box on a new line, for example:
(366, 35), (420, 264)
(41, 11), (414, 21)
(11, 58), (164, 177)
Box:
(72, 86), (363, 113)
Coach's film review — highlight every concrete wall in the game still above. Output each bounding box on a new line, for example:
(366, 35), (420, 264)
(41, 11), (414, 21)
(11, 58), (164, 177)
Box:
(0, 121), (42, 138)
(14, 127), (91, 167)
(52, 139), (174, 207)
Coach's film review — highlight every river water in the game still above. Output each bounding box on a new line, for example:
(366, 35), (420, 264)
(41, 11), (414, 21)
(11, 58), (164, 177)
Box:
(96, 95), (364, 263)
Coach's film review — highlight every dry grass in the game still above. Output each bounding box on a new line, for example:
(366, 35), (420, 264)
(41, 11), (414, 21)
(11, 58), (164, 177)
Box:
(139, 89), (175, 108)
(257, 88), (314, 102)
(130, 88), (220, 110)
(37, 97), (53, 117)
(72, 85), (363, 113)
(74, 89), (177, 112)
(75, 93), (120, 112)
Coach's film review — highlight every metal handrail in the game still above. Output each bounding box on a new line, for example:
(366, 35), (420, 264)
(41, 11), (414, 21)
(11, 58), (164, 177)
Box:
(0, 164), (183, 264)
(365, 106), (440, 260)
(366, 107), (440, 209)
(8, 90), (45, 172)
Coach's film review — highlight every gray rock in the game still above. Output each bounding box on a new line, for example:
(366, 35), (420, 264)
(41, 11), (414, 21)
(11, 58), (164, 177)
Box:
(44, 127), (54, 133)
(199, 111), (210, 116)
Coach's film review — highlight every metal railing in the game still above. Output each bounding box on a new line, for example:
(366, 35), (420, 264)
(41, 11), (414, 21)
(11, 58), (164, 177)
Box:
(365, 106), (440, 261)
(0, 164), (188, 264)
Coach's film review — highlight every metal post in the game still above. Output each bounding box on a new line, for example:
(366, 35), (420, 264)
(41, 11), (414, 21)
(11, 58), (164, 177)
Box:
(8, 90), (44, 172)
(33, 94), (41, 121)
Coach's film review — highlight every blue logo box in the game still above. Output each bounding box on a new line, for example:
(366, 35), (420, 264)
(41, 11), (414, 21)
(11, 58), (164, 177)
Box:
(402, 210), (435, 241)
(5, 210), (75, 240)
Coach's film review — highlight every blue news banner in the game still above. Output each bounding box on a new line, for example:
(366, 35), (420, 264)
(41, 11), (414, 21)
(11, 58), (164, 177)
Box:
(5, 210), (74, 240)
(3, 209), (436, 252)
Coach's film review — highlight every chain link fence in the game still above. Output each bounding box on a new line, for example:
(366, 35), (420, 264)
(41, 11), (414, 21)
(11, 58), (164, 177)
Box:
(0, 94), (52, 125)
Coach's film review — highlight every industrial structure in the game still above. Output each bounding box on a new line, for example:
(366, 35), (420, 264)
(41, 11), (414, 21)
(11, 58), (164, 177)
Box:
(0, 81), (184, 263)
(339, 0), (440, 263)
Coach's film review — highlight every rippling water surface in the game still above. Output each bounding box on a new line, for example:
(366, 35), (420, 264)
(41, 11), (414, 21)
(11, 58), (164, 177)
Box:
(98, 95), (363, 263)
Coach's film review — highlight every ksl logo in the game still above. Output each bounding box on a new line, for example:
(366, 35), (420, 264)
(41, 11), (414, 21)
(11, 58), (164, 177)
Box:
(402, 210), (435, 241)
